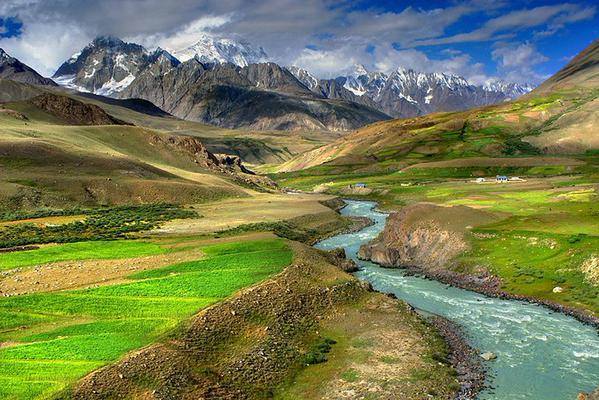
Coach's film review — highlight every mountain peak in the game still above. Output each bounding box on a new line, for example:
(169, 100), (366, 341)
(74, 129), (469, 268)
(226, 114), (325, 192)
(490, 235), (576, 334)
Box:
(0, 48), (57, 86)
(0, 48), (12, 62)
(171, 34), (268, 67)
(287, 65), (319, 90)
(352, 64), (369, 77)
(91, 35), (126, 48)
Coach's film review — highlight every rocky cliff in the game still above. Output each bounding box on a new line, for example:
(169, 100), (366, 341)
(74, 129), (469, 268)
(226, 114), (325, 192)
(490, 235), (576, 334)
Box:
(358, 204), (469, 270)
(358, 203), (500, 290)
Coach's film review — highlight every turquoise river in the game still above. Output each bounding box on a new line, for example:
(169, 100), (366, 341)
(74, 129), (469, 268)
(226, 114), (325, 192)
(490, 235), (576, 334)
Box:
(315, 200), (599, 399)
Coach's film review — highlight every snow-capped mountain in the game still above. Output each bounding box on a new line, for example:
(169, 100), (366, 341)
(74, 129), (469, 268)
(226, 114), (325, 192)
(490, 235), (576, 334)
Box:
(53, 35), (268, 96)
(482, 80), (534, 99)
(290, 64), (533, 118)
(171, 34), (269, 67)
(287, 66), (318, 90)
(53, 36), (533, 123)
(53, 36), (178, 96)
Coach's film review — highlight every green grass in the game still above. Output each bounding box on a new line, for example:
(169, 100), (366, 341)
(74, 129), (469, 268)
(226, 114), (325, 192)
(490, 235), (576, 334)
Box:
(460, 230), (599, 312)
(0, 240), (167, 271)
(0, 237), (292, 400)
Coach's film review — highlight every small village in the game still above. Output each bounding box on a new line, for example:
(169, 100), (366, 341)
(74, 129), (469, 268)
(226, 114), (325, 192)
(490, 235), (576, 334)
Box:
(472, 175), (526, 184)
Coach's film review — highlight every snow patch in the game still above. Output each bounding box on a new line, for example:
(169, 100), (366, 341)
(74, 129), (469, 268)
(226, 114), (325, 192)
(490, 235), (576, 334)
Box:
(53, 74), (90, 93)
(95, 73), (136, 96)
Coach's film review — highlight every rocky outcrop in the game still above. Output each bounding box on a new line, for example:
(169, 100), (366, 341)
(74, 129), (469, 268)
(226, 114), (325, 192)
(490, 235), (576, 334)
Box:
(148, 134), (276, 191)
(149, 134), (220, 168)
(29, 93), (129, 125)
(324, 248), (359, 272)
(358, 206), (468, 270)
(580, 388), (599, 400)
(213, 154), (255, 174)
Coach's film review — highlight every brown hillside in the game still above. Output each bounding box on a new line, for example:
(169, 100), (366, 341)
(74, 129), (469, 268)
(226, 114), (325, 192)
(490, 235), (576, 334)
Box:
(29, 93), (130, 125)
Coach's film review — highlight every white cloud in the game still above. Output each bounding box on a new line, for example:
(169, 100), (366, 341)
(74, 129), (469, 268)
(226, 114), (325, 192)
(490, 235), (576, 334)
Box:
(127, 15), (232, 51)
(291, 45), (368, 78)
(0, 21), (90, 76)
(492, 42), (549, 84)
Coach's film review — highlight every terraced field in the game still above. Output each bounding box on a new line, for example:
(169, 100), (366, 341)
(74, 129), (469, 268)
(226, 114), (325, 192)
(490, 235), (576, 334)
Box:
(0, 237), (292, 399)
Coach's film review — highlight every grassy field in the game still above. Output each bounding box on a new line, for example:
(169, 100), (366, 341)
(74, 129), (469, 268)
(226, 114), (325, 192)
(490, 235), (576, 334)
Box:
(0, 237), (292, 400)
(0, 240), (166, 271)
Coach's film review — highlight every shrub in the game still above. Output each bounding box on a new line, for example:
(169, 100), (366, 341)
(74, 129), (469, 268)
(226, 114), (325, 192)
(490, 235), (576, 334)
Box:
(0, 204), (196, 248)
(304, 337), (337, 365)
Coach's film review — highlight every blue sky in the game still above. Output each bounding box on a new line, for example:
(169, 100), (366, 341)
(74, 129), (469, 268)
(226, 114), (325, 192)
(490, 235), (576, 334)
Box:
(0, 0), (596, 84)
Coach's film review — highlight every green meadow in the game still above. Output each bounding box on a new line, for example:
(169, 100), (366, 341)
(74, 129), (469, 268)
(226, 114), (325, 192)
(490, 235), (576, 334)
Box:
(0, 240), (166, 271)
(0, 237), (292, 400)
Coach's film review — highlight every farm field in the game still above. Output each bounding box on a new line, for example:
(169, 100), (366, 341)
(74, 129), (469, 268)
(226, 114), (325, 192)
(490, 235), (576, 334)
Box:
(0, 236), (292, 399)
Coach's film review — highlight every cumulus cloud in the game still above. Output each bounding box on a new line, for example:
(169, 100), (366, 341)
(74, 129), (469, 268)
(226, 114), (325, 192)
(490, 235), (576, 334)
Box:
(492, 42), (549, 84)
(0, 20), (89, 76)
(127, 15), (232, 51)
(291, 45), (369, 78)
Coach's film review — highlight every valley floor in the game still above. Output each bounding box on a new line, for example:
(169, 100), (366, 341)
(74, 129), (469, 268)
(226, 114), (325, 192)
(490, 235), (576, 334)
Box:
(0, 192), (459, 400)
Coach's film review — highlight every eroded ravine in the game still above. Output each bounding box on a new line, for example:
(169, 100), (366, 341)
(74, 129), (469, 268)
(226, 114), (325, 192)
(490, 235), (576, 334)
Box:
(315, 200), (599, 400)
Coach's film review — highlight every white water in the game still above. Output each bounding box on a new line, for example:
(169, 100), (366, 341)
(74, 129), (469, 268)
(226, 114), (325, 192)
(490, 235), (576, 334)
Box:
(315, 200), (599, 399)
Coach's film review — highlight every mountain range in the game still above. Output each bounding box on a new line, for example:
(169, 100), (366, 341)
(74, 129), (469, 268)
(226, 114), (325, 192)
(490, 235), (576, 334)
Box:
(51, 36), (535, 128)
(288, 64), (533, 118)
(279, 39), (599, 172)
(2, 34), (533, 131)
(50, 37), (387, 131)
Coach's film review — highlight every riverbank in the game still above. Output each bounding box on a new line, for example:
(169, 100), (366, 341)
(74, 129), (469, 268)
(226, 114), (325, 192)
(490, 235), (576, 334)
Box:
(427, 315), (486, 400)
(358, 202), (599, 329)
(360, 244), (599, 329)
